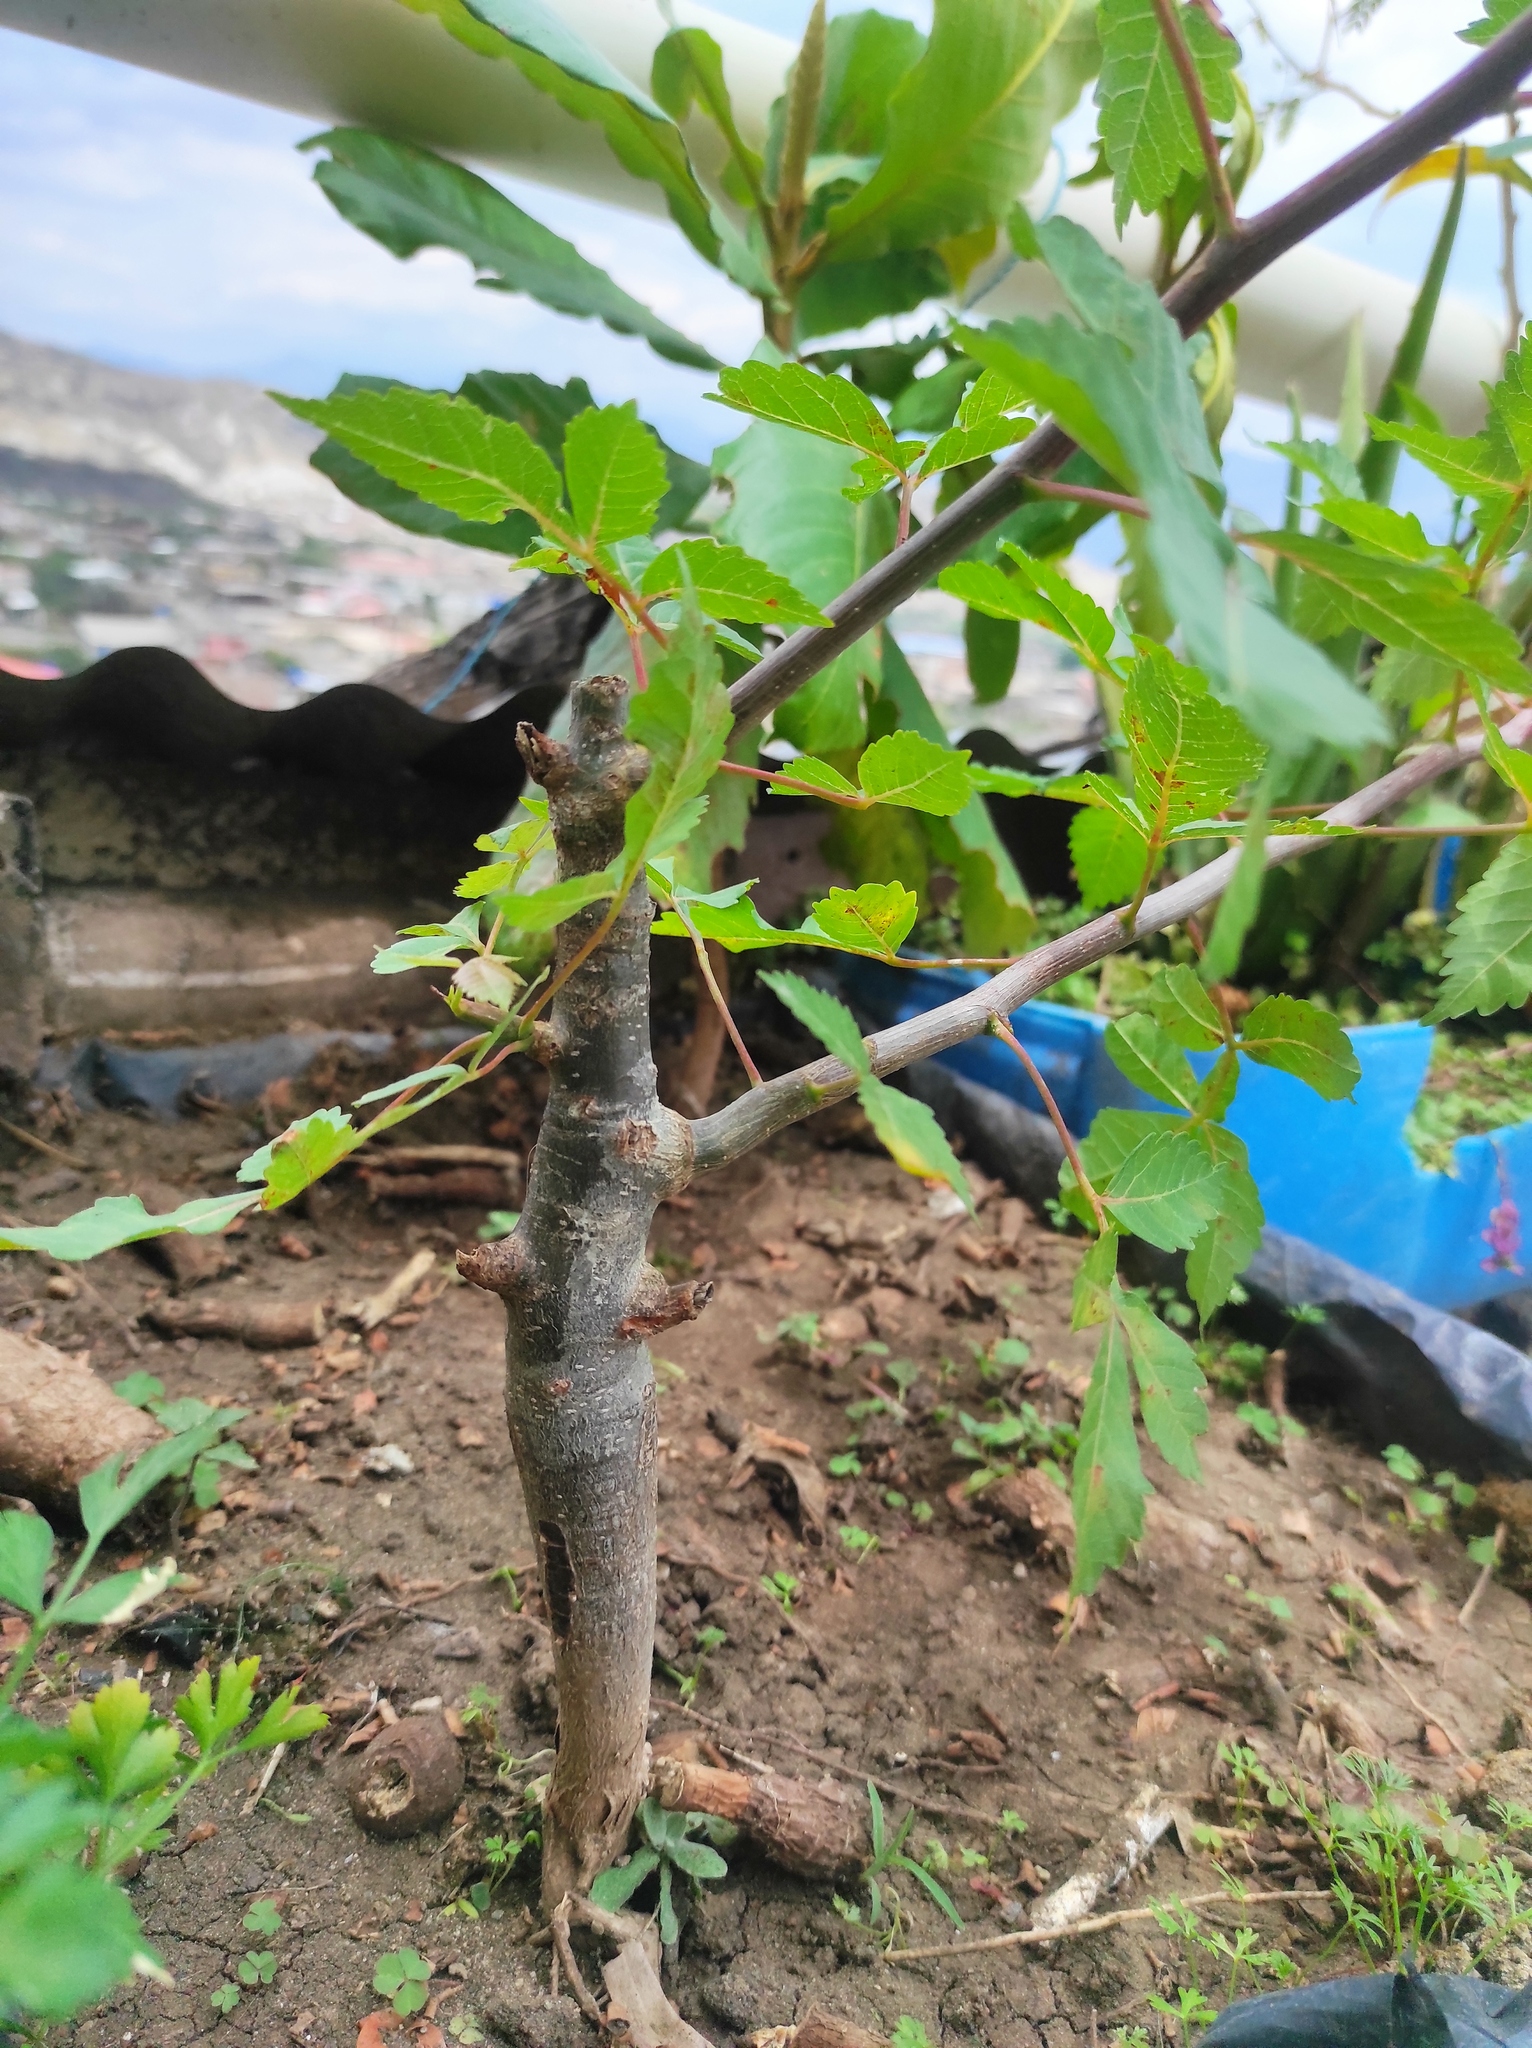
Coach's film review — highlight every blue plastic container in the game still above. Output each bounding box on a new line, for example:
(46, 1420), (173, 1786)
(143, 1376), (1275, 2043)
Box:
(844, 958), (1532, 1314)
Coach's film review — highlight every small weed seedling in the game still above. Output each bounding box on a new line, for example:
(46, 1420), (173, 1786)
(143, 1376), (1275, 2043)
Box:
(1236, 1401), (1306, 1451)
(835, 1784), (963, 1944)
(890, 2023), (934, 2048)
(839, 1525), (880, 1562)
(1148, 1897), (1297, 2039)
(761, 1571), (799, 1616)
(236, 1950), (277, 1989)
(112, 1374), (258, 1513)
(588, 1797), (730, 1943)
(374, 1948), (433, 2017)
(1382, 1444), (1476, 1531)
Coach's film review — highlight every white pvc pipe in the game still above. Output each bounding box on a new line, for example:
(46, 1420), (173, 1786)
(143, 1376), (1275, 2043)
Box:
(4, 0), (1504, 429)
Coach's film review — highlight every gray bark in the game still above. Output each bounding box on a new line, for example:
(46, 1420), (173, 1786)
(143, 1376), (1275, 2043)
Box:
(458, 675), (700, 1907)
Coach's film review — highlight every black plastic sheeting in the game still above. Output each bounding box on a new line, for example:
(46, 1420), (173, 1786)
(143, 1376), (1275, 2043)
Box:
(1201, 1969), (1532, 2046)
(899, 1059), (1532, 1474)
(37, 1028), (463, 1121)
(0, 646), (562, 795)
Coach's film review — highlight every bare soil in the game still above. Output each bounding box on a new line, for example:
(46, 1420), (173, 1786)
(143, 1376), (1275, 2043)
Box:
(7, 1040), (1532, 2048)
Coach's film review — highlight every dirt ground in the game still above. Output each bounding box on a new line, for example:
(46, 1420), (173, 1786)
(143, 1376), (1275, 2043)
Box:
(7, 1032), (1532, 2048)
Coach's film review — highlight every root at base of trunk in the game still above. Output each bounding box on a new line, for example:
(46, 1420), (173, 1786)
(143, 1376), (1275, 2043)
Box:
(647, 1755), (869, 1880)
(0, 1330), (164, 1511)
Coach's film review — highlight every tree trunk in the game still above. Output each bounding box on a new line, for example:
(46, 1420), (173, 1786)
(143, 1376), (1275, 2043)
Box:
(458, 675), (700, 1910)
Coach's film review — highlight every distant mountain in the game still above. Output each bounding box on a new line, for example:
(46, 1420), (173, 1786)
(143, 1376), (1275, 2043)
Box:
(0, 331), (345, 530)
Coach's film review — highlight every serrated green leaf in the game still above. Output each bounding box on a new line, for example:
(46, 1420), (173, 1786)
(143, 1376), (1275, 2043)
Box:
(817, 8), (927, 158)
(769, 755), (860, 801)
(0, 1511), (52, 1619)
(1103, 1014), (1200, 1111)
(241, 1684), (328, 1752)
(1318, 498), (1441, 565)
(857, 731), (973, 815)
(175, 1658), (261, 1756)
(0, 1191), (257, 1262)
(964, 605), (1020, 703)
(1194, 1046), (1240, 1122)
(1144, 963), (1225, 1050)
(1366, 417), (1517, 500)
(403, 0), (719, 262)
(759, 969), (870, 1075)
(625, 599), (732, 868)
(1185, 1125), (1263, 1319)
(236, 1106), (359, 1210)
(562, 402), (668, 548)
(1254, 530), (1530, 694)
(1124, 645), (1265, 827)
(304, 129), (715, 370)
(1424, 834), (1532, 1021)
(857, 1076), (974, 1212)
(488, 867), (618, 931)
(1267, 435), (1363, 503)
(1097, 1127), (1229, 1252)
(712, 362), (900, 467)
(1096, 0), (1239, 231)
(641, 539), (831, 628)
(820, 0), (1099, 262)
(1113, 1285), (1207, 1481)
(941, 549), (1117, 677)
(276, 386), (568, 538)
(805, 882), (918, 956)
(965, 764), (1046, 799)
(919, 413), (1030, 477)
(1070, 804), (1149, 911)
(651, 25), (765, 217)
(1238, 995), (1360, 1101)
(1071, 1316), (1152, 1595)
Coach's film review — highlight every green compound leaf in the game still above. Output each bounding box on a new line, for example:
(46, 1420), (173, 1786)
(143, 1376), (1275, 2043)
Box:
(1071, 1314), (1153, 1596)
(1424, 835), (1532, 1022)
(1254, 530), (1532, 695)
(641, 539), (831, 627)
(276, 386), (569, 538)
(562, 401), (668, 548)
(0, 1510), (53, 1618)
(1238, 994), (1361, 1101)
(1113, 1283), (1208, 1481)
(1103, 1013), (1200, 1112)
(856, 731), (974, 815)
(805, 882), (919, 956)
(174, 1657), (261, 1757)
(303, 128), (716, 370)
(625, 598), (733, 867)
(1461, 0), (1532, 47)
(403, 0), (720, 263)
(0, 1190), (258, 1262)
(759, 969), (870, 1076)
(711, 361), (902, 471)
(857, 1076), (974, 1213)
(1096, 0), (1240, 231)
(1071, 1226), (1121, 1331)
(237, 1106), (360, 1210)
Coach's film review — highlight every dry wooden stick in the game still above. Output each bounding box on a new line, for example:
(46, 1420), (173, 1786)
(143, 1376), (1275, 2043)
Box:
(1458, 1522), (1506, 1633)
(882, 1887), (1328, 1964)
(655, 1698), (1003, 1829)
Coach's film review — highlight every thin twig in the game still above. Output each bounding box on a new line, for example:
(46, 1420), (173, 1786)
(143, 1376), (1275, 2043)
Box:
(1028, 478), (1151, 520)
(240, 1743), (287, 1820)
(1458, 1521), (1507, 1633)
(883, 1887), (1328, 1964)
(0, 1116), (86, 1169)
(672, 904), (764, 1088)
(990, 1016), (1108, 1234)
(551, 1897), (604, 2025)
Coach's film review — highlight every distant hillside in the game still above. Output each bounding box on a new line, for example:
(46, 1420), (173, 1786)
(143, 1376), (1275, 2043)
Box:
(0, 331), (345, 530)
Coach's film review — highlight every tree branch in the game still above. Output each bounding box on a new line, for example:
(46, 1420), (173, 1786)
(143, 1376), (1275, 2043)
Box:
(1151, 0), (1238, 237)
(686, 716), (1532, 1177)
(725, 11), (1532, 735)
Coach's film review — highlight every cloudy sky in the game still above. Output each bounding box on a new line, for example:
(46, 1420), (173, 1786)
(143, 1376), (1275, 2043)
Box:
(0, 0), (1521, 485)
